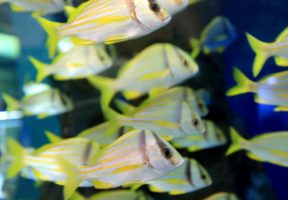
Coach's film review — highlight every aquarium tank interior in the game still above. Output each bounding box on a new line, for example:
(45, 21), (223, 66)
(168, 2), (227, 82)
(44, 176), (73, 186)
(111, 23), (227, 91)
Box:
(0, 0), (288, 199)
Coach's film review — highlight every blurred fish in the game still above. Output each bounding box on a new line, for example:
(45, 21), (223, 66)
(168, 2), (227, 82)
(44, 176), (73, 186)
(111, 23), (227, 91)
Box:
(34, 0), (172, 57)
(113, 87), (206, 140)
(2, 85), (73, 119)
(191, 16), (237, 58)
(88, 43), (199, 116)
(227, 68), (288, 111)
(23, 82), (51, 95)
(0, 0), (66, 15)
(71, 190), (151, 200)
(145, 158), (212, 195)
(227, 128), (288, 167)
(29, 44), (113, 81)
(246, 27), (288, 77)
(6, 136), (101, 179)
(204, 192), (239, 200)
(172, 120), (226, 152)
(78, 122), (132, 145)
(7, 130), (183, 200)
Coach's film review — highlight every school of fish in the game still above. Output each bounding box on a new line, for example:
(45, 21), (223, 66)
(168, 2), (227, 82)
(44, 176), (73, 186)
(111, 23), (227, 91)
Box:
(0, 0), (286, 199)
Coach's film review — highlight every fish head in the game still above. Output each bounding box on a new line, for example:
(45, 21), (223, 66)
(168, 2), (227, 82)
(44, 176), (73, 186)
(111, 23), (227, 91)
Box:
(185, 88), (208, 117)
(134, 0), (171, 30)
(190, 159), (212, 188)
(165, 45), (199, 76)
(158, 0), (189, 15)
(146, 131), (184, 174)
(180, 102), (205, 135)
(204, 120), (226, 145)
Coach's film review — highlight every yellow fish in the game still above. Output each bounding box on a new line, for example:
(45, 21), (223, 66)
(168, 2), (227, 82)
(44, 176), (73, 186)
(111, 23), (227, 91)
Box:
(204, 192), (239, 200)
(227, 68), (288, 111)
(172, 120), (226, 152)
(7, 130), (183, 200)
(0, 0), (66, 15)
(227, 128), (288, 168)
(34, 0), (172, 57)
(246, 27), (288, 77)
(29, 44), (113, 81)
(144, 158), (212, 195)
(2, 85), (73, 119)
(6, 136), (100, 179)
(113, 87), (206, 140)
(88, 43), (199, 116)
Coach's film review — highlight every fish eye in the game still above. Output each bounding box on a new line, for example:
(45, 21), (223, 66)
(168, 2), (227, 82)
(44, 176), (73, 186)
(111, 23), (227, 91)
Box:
(163, 147), (173, 159)
(183, 59), (188, 66)
(192, 119), (199, 127)
(149, 2), (160, 12)
(201, 173), (207, 180)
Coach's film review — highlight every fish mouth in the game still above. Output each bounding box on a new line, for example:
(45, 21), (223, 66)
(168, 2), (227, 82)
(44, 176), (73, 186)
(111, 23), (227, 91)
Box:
(174, 157), (185, 167)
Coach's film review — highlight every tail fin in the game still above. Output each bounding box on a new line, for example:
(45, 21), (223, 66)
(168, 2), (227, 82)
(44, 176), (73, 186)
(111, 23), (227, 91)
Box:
(2, 93), (20, 111)
(226, 67), (255, 96)
(56, 157), (81, 200)
(29, 56), (49, 82)
(246, 33), (270, 77)
(33, 15), (63, 58)
(226, 127), (246, 156)
(6, 138), (26, 178)
(190, 38), (201, 58)
(87, 75), (119, 120)
(45, 131), (62, 143)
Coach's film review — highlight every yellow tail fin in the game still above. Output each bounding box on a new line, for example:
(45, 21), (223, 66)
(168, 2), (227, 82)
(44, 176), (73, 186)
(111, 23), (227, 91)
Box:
(190, 38), (201, 59)
(87, 75), (119, 120)
(2, 93), (20, 111)
(29, 56), (49, 82)
(45, 131), (62, 143)
(226, 127), (246, 156)
(33, 15), (63, 58)
(56, 157), (81, 200)
(246, 33), (270, 77)
(6, 138), (26, 178)
(226, 67), (255, 96)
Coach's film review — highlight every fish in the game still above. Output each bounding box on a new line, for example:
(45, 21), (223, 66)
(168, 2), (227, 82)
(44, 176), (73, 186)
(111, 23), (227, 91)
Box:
(70, 190), (151, 200)
(246, 27), (288, 77)
(112, 87), (206, 140)
(172, 120), (226, 152)
(78, 122), (132, 145)
(227, 128), (288, 167)
(6, 136), (101, 178)
(204, 192), (239, 200)
(87, 43), (199, 116)
(7, 130), (183, 200)
(2, 86), (73, 119)
(226, 67), (288, 111)
(190, 16), (237, 58)
(29, 44), (113, 81)
(23, 82), (51, 95)
(79, 130), (184, 189)
(0, 0), (66, 15)
(34, 0), (172, 57)
(144, 158), (212, 195)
